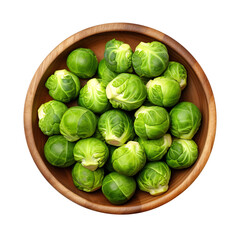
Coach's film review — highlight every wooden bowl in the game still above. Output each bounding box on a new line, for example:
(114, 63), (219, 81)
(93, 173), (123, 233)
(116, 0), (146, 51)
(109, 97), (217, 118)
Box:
(24, 23), (216, 214)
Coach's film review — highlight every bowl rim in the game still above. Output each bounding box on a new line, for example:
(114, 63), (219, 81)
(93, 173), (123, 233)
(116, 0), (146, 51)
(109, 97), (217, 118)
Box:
(24, 22), (217, 214)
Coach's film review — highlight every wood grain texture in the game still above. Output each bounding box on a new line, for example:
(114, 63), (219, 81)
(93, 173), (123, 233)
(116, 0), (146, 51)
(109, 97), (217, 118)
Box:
(24, 23), (217, 214)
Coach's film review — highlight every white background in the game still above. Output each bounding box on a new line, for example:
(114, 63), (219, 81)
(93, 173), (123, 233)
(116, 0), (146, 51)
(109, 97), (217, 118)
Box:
(1, 0), (239, 239)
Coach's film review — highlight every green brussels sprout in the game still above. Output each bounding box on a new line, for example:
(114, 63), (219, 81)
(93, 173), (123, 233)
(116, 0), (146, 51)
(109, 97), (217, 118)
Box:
(106, 73), (147, 111)
(138, 134), (172, 161)
(132, 41), (169, 78)
(98, 109), (135, 146)
(112, 141), (146, 176)
(72, 162), (104, 192)
(134, 106), (170, 139)
(73, 137), (109, 171)
(38, 100), (67, 136)
(60, 106), (97, 142)
(44, 135), (75, 167)
(104, 39), (133, 73)
(45, 69), (80, 103)
(170, 102), (202, 139)
(146, 76), (181, 107)
(137, 162), (171, 196)
(102, 172), (136, 205)
(66, 48), (98, 78)
(78, 78), (111, 114)
(163, 61), (187, 90)
(166, 139), (198, 169)
(98, 58), (119, 87)
(105, 145), (117, 172)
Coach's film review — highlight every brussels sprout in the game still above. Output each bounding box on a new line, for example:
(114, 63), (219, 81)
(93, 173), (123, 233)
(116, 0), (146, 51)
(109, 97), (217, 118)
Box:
(137, 162), (171, 196)
(170, 102), (202, 139)
(73, 138), (109, 171)
(146, 76), (181, 107)
(132, 41), (169, 78)
(44, 135), (75, 167)
(134, 106), (170, 139)
(105, 145), (117, 172)
(112, 141), (146, 176)
(98, 109), (135, 146)
(60, 106), (97, 142)
(38, 100), (67, 136)
(104, 39), (133, 73)
(102, 172), (136, 205)
(72, 162), (104, 192)
(78, 78), (111, 114)
(98, 59), (119, 87)
(45, 69), (80, 103)
(166, 139), (198, 169)
(66, 48), (98, 78)
(163, 61), (187, 90)
(106, 73), (147, 111)
(138, 134), (172, 161)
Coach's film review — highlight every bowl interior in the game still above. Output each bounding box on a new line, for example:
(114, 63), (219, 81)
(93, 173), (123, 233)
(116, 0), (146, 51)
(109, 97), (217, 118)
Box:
(29, 26), (211, 214)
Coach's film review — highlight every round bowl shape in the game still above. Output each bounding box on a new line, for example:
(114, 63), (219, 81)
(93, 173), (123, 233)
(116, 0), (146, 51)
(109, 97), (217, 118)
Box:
(24, 23), (216, 214)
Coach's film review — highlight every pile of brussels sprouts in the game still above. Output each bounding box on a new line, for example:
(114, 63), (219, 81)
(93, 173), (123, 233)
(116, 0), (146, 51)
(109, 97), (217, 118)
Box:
(38, 39), (202, 205)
